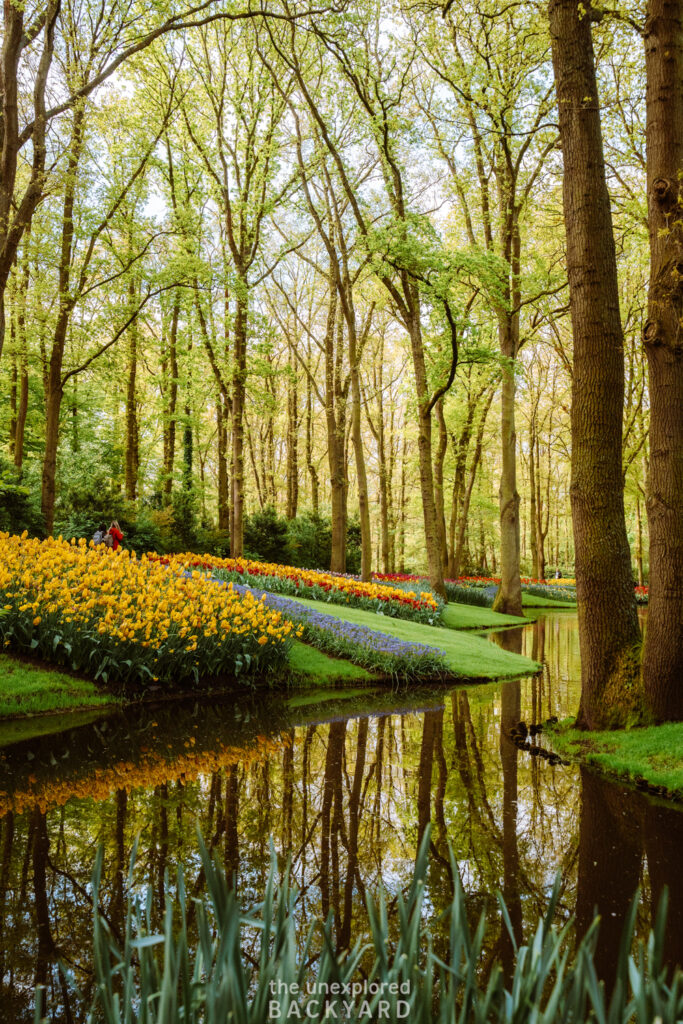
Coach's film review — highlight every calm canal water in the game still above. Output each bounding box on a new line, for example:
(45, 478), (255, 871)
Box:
(0, 610), (681, 1021)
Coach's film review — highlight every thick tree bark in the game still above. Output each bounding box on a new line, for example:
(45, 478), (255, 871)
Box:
(549, 0), (641, 728)
(642, 0), (683, 720)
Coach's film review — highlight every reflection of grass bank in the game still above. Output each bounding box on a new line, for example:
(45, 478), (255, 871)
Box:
(549, 720), (683, 800)
(0, 654), (117, 719)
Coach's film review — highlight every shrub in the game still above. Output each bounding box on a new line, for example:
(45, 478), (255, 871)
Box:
(444, 582), (495, 607)
(0, 473), (44, 537)
(286, 511), (332, 568)
(244, 505), (293, 564)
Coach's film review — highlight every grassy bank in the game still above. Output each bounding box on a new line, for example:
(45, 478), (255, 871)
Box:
(286, 641), (374, 683)
(549, 720), (683, 800)
(0, 654), (117, 719)
(0, 597), (537, 731)
(287, 595), (539, 679)
(523, 593), (577, 608)
(440, 602), (529, 629)
(0, 641), (372, 723)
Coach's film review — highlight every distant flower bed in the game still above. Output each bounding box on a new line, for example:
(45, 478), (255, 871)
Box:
(163, 554), (442, 624)
(635, 585), (649, 605)
(0, 533), (294, 688)
(227, 583), (448, 681)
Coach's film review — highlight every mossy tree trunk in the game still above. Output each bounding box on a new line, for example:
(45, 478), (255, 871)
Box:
(549, 0), (641, 729)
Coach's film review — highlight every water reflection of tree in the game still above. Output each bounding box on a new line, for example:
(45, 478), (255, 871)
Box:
(2, 636), (683, 1018)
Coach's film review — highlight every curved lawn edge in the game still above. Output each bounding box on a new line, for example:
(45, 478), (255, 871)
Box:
(548, 719), (683, 802)
(439, 602), (530, 630)
(280, 593), (540, 680)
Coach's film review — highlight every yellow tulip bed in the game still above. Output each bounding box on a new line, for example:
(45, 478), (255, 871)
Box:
(0, 533), (296, 688)
(163, 553), (442, 623)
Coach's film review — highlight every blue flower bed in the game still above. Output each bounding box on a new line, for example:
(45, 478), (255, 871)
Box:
(226, 582), (448, 681)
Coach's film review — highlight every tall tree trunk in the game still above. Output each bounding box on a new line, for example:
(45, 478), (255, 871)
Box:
(549, 0), (641, 729)
(635, 495), (645, 587)
(40, 105), (86, 533)
(452, 389), (494, 579)
(409, 299), (446, 597)
(13, 259), (29, 473)
(350, 339), (371, 580)
(642, 0), (683, 721)
(529, 419), (540, 579)
(447, 397), (477, 577)
(433, 398), (449, 573)
(326, 284), (346, 572)
(493, 308), (523, 615)
(374, 355), (391, 575)
(162, 298), (179, 504)
(286, 343), (299, 519)
(216, 392), (230, 530)
(305, 372), (319, 514)
(231, 291), (247, 557)
(398, 442), (407, 573)
(124, 280), (139, 501)
(8, 302), (17, 454)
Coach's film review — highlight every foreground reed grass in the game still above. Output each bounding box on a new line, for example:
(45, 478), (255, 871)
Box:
(36, 830), (683, 1023)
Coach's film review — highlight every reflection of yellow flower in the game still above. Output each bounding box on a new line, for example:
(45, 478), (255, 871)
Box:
(0, 736), (283, 818)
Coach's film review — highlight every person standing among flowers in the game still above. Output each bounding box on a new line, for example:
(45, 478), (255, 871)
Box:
(92, 523), (107, 546)
(107, 520), (124, 551)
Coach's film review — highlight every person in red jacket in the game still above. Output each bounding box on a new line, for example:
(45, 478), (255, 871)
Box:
(108, 520), (124, 551)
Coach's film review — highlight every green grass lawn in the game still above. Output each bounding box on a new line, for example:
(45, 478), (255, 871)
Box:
(287, 641), (374, 683)
(287, 596), (540, 680)
(440, 602), (529, 629)
(0, 654), (117, 719)
(549, 721), (683, 798)
(522, 593), (577, 608)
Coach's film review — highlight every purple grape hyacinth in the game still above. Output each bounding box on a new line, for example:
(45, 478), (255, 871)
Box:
(226, 582), (447, 680)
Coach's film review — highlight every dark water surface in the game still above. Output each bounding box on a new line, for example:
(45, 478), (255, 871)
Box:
(0, 611), (681, 1021)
